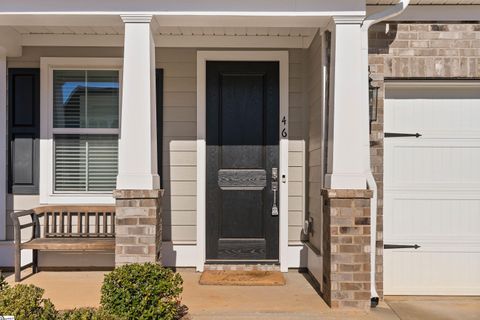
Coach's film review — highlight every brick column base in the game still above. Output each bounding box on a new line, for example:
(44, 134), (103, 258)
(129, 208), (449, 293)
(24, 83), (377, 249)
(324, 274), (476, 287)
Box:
(113, 189), (163, 266)
(321, 189), (373, 309)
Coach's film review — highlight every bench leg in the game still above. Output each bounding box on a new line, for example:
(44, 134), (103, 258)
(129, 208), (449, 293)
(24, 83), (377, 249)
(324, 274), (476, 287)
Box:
(32, 249), (38, 274)
(14, 246), (21, 282)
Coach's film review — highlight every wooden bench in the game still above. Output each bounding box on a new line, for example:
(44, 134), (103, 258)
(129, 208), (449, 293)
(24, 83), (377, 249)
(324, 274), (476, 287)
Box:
(11, 206), (116, 282)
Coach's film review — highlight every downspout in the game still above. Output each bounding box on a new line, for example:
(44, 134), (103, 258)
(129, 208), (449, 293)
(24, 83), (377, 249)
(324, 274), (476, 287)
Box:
(361, 0), (410, 308)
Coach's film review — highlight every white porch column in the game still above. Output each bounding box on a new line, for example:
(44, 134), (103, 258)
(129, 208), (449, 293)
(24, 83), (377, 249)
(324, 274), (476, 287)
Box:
(117, 15), (159, 190)
(325, 17), (369, 189)
(0, 49), (6, 240)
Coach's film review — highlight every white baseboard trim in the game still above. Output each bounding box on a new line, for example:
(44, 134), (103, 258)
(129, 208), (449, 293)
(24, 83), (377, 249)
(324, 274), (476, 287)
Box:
(287, 244), (308, 268)
(0, 241), (32, 268)
(161, 242), (198, 267)
(162, 242), (308, 269)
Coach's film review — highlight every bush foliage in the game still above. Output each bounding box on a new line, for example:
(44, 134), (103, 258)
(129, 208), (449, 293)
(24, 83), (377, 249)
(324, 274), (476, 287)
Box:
(0, 264), (184, 320)
(0, 272), (8, 291)
(59, 308), (122, 320)
(101, 263), (183, 320)
(0, 284), (58, 320)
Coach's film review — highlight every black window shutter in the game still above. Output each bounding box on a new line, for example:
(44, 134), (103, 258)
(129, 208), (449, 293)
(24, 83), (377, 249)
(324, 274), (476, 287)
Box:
(156, 69), (164, 189)
(8, 68), (40, 195)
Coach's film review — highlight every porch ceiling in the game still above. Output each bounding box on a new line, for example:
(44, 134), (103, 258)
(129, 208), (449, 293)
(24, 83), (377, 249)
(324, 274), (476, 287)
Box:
(4, 24), (319, 50)
(0, 13), (330, 52)
(0, 12), (326, 52)
(11, 25), (318, 39)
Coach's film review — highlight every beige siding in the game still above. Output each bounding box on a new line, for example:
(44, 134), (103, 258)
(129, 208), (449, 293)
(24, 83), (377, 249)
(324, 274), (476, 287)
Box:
(6, 47), (309, 245)
(158, 48), (197, 243)
(288, 49), (308, 244)
(306, 32), (324, 252)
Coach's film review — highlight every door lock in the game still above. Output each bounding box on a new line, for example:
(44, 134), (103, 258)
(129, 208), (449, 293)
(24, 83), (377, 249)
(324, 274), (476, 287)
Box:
(271, 168), (279, 216)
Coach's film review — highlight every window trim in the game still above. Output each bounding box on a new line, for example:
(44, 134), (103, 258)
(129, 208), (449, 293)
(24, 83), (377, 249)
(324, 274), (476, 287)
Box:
(40, 57), (123, 204)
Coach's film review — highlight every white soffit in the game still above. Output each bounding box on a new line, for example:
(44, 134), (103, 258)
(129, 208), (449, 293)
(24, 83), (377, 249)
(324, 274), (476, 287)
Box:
(12, 25), (317, 38)
(10, 25), (319, 49)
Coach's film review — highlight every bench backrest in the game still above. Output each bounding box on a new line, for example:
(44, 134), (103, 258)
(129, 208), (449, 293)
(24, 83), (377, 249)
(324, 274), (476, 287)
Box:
(33, 206), (115, 238)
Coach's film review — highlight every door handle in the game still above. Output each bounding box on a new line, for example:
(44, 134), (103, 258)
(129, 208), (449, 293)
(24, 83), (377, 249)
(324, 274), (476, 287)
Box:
(271, 168), (279, 216)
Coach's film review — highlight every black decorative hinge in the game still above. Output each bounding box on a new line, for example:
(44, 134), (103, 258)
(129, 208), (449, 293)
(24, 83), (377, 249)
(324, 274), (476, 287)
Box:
(384, 244), (421, 250)
(384, 132), (422, 138)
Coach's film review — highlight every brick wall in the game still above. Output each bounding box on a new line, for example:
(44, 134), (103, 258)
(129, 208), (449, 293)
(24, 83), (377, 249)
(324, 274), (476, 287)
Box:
(113, 189), (163, 266)
(322, 189), (373, 309)
(368, 22), (480, 298)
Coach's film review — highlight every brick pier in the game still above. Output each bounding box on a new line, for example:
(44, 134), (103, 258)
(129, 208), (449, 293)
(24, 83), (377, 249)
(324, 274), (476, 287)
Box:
(322, 189), (373, 309)
(113, 189), (163, 266)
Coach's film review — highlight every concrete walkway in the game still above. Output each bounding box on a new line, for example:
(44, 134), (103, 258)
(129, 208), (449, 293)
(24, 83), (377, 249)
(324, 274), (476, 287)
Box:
(5, 269), (106, 310)
(180, 270), (398, 320)
(386, 296), (480, 320)
(5, 269), (480, 319)
(5, 269), (398, 319)
(7, 270), (480, 320)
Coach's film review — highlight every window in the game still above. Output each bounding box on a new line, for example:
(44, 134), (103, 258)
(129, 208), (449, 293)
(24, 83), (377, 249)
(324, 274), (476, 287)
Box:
(52, 70), (120, 193)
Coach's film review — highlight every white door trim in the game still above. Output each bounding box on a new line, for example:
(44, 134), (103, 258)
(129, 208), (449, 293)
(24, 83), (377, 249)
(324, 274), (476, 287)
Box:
(196, 50), (289, 272)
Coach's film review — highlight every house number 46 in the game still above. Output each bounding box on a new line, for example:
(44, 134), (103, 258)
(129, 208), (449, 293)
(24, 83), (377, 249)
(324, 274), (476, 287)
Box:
(281, 116), (287, 138)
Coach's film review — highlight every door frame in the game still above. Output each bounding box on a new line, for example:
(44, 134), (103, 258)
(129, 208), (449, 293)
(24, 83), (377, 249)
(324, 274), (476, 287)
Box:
(196, 51), (289, 272)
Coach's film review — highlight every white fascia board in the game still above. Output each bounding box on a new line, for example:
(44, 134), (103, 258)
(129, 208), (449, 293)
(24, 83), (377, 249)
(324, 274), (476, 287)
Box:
(22, 33), (311, 48)
(0, 0), (364, 14)
(367, 5), (480, 21)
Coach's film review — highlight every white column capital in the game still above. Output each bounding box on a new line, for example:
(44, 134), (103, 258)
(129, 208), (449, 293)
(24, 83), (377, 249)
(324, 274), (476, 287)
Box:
(331, 15), (365, 25)
(120, 14), (153, 23)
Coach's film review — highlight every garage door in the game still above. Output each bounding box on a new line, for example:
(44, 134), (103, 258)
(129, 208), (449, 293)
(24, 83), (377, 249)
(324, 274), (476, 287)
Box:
(384, 81), (480, 295)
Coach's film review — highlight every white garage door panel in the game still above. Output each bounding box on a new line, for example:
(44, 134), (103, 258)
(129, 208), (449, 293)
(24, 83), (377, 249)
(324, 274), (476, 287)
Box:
(384, 81), (480, 295)
(385, 195), (480, 243)
(386, 141), (480, 189)
(385, 84), (480, 138)
(385, 251), (480, 295)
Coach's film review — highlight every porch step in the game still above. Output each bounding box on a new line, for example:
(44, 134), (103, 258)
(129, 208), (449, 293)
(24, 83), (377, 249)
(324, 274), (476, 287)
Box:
(203, 264), (280, 272)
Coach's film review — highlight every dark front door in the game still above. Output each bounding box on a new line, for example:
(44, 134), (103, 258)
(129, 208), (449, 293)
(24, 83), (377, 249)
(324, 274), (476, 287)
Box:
(206, 61), (279, 262)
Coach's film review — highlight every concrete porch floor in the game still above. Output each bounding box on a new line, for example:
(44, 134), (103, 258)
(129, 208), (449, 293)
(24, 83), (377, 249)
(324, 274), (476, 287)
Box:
(11, 269), (479, 320)
(385, 296), (480, 320)
(4, 268), (397, 319)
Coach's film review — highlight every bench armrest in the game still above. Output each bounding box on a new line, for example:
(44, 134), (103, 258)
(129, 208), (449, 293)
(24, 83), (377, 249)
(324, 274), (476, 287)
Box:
(10, 209), (37, 244)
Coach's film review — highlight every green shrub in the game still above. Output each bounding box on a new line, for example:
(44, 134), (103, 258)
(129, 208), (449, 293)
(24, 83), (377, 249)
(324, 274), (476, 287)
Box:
(100, 263), (183, 320)
(59, 308), (122, 320)
(0, 271), (8, 291)
(0, 284), (58, 320)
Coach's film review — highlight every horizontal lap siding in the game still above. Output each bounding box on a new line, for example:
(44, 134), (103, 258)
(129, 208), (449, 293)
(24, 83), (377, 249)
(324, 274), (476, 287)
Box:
(158, 48), (197, 244)
(288, 49), (307, 245)
(306, 33), (324, 252)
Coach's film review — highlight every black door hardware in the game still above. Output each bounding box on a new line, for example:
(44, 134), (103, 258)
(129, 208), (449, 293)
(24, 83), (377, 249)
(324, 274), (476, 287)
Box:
(384, 244), (421, 249)
(384, 132), (422, 138)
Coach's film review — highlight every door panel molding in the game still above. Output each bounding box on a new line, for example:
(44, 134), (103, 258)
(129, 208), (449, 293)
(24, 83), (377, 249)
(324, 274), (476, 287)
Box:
(196, 51), (289, 272)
